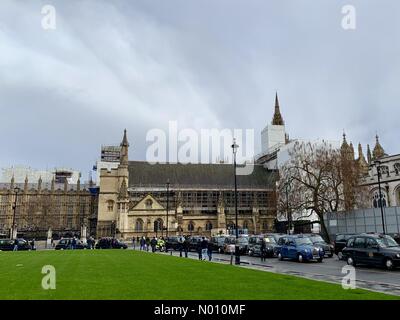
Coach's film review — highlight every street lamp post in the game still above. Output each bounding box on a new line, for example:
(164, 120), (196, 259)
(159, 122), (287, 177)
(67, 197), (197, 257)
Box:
(375, 160), (386, 234)
(166, 180), (170, 237)
(285, 183), (291, 235)
(231, 139), (240, 265)
(11, 187), (21, 240)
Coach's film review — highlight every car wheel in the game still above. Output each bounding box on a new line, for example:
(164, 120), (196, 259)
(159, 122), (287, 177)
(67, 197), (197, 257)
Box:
(385, 258), (394, 271)
(278, 253), (283, 261)
(298, 254), (304, 263)
(328, 253), (333, 258)
(317, 258), (323, 263)
(338, 252), (343, 260)
(248, 250), (253, 256)
(347, 256), (356, 267)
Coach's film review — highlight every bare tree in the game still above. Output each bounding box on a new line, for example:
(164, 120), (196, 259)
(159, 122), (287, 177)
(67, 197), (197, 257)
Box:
(277, 141), (367, 242)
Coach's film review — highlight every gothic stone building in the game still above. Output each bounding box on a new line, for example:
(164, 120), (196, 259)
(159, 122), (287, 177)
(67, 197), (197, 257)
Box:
(97, 130), (278, 239)
(0, 177), (98, 239)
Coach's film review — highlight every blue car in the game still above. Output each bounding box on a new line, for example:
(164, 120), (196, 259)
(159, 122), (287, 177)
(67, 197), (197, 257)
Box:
(277, 235), (324, 263)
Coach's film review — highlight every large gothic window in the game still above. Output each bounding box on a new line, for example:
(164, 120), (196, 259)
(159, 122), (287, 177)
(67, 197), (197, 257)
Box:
(372, 191), (387, 208)
(188, 221), (194, 232)
(205, 221), (213, 231)
(135, 219), (144, 232)
(154, 219), (163, 232)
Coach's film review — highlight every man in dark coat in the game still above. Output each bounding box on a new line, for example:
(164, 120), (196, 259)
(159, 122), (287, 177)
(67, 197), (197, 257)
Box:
(150, 237), (157, 253)
(260, 238), (267, 262)
(197, 239), (203, 260)
(183, 236), (190, 258)
(207, 239), (213, 261)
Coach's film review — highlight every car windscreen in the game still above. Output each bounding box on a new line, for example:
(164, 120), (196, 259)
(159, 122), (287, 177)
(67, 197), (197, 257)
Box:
(376, 235), (399, 248)
(295, 238), (313, 246)
(309, 235), (324, 243)
(264, 237), (276, 243)
(238, 238), (248, 244)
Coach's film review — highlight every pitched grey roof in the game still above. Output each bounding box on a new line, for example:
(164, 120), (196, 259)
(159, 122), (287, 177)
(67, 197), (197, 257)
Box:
(128, 161), (277, 189)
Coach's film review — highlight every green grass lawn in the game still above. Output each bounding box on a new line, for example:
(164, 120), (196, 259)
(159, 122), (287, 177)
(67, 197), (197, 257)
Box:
(0, 250), (397, 300)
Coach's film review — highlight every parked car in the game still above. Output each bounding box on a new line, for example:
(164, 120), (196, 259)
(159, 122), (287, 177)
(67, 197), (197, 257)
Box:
(278, 235), (324, 262)
(55, 238), (90, 250)
(223, 236), (248, 254)
(342, 233), (400, 270)
(165, 236), (181, 250)
(334, 233), (357, 260)
(0, 238), (32, 251)
(210, 235), (228, 253)
(303, 234), (334, 257)
(247, 234), (277, 257)
(95, 238), (128, 249)
(269, 233), (288, 255)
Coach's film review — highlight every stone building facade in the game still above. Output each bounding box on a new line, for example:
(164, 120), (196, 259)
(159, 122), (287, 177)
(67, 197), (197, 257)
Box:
(0, 177), (98, 239)
(97, 130), (278, 239)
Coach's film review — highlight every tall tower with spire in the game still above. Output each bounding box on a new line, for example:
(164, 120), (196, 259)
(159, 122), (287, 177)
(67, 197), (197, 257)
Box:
(372, 134), (386, 160)
(261, 92), (287, 155)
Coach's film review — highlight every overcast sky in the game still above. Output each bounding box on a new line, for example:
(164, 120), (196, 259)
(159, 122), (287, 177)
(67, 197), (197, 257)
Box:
(0, 0), (399, 179)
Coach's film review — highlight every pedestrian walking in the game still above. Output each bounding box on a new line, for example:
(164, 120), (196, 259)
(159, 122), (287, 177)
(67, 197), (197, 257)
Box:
(260, 238), (266, 262)
(150, 237), (157, 253)
(71, 236), (77, 250)
(178, 235), (184, 257)
(132, 237), (136, 250)
(140, 236), (145, 250)
(201, 237), (208, 261)
(197, 239), (202, 260)
(207, 239), (213, 261)
(13, 239), (18, 251)
(146, 237), (150, 251)
(184, 236), (190, 258)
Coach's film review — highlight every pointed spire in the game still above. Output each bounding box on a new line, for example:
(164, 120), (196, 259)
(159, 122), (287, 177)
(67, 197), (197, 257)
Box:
(118, 179), (128, 199)
(373, 133), (385, 160)
(349, 142), (355, 160)
(10, 175), (15, 189)
(77, 178), (81, 191)
(367, 144), (372, 164)
(38, 176), (42, 191)
(51, 177), (55, 192)
(120, 129), (129, 166)
(272, 92), (284, 125)
(24, 176), (28, 192)
(357, 143), (369, 175)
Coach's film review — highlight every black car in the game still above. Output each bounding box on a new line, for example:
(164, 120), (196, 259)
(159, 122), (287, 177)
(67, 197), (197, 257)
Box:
(95, 238), (128, 249)
(165, 236), (181, 250)
(223, 236), (248, 254)
(55, 238), (90, 250)
(334, 233), (357, 260)
(303, 234), (334, 258)
(342, 233), (400, 270)
(210, 236), (228, 253)
(247, 235), (277, 257)
(0, 238), (32, 251)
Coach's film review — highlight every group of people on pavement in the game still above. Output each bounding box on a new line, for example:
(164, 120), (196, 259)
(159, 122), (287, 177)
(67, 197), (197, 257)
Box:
(196, 236), (213, 261)
(132, 235), (213, 261)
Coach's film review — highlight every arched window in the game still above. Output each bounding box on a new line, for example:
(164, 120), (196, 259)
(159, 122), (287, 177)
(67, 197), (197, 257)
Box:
(378, 165), (390, 178)
(145, 199), (153, 210)
(205, 221), (213, 231)
(154, 219), (163, 232)
(188, 221), (194, 232)
(107, 200), (114, 212)
(135, 219), (143, 232)
(227, 221), (235, 229)
(396, 187), (400, 206)
(372, 191), (387, 208)
(243, 220), (250, 230)
(394, 163), (400, 176)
